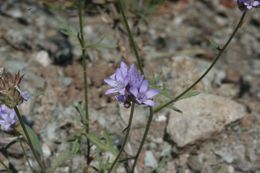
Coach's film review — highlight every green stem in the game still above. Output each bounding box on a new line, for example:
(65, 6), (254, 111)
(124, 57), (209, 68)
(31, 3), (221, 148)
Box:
(153, 10), (247, 113)
(117, 0), (156, 171)
(77, 0), (91, 164)
(107, 103), (135, 173)
(118, 0), (144, 75)
(130, 108), (153, 173)
(19, 138), (36, 173)
(0, 159), (12, 173)
(14, 106), (46, 172)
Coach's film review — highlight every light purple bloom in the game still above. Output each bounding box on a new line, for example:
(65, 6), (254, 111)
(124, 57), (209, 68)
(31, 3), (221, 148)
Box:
(237, 0), (260, 10)
(104, 61), (160, 107)
(104, 61), (129, 95)
(20, 91), (30, 101)
(15, 85), (31, 101)
(130, 80), (160, 106)
(0, 104), (17, 131)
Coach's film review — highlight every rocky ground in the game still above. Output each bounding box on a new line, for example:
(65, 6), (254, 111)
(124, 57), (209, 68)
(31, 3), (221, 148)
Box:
(0, 0), (259, 173)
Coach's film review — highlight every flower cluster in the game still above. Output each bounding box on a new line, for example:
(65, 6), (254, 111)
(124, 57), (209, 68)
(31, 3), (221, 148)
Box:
(104, 61), (160, 107)
(0, 69), (30, 131)
(0, 104), (17, 131)
(237, 0), (260, 10)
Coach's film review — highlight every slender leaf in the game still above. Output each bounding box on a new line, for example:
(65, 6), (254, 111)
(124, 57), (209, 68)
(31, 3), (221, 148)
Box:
(178, 90), (200, 101)
(50, 150), (74, 173)
(17, 124), (43, 156)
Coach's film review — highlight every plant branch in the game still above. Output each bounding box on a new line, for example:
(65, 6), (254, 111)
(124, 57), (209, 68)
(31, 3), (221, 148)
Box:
(0, 159), (12, 173)
(117, 0), (157, 172)
(19, 139), (36, 173)
(130, 107), (153, 173)
(118, 0), (144, 75)
(77, 0), (91, 164)
(107, 103), (135, 173)
(14, 106), (46, 172)
(153, 10), (247, 113)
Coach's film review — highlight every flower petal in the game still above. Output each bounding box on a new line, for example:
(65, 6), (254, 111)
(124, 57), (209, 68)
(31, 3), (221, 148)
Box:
(118, 88), (126, 95)
(130, 87), (138, 97)
(115, 69), (124, 81)
(116, 95), (126, 102)
(145, 89), (160, 98)
(143, 100), (155, 106)
(140, 80), (148, 93)
(104, 78), (117, 87)
(120, 61), (128, 76)
(105, 88), (118, 95)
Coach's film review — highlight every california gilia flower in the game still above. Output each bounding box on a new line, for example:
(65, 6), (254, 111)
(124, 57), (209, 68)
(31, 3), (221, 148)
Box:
(104, 61), (160, 107)
(237, 0), (260, 10)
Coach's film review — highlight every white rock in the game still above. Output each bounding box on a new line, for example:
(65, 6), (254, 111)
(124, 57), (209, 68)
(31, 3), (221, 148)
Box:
(42, 143), (51, 158)
(144, 150), (158, 168)
(119, 105), (149, 128)
(166, 93), (246, 147)
(35, 51), (51, 67)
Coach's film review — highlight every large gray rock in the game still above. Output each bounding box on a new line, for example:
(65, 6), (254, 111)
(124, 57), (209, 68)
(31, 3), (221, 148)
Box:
(166, 93), (246, 147)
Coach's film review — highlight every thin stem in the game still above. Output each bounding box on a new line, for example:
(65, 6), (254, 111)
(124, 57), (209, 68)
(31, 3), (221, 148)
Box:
(107, 103), (135, 173)
(0, 159), (12, 173)
(77, 0), (91, 164)
(130, 108), (153, 173)
(118, 0), (156, 172)
(14, 106), (46, 172)
(118, 0), (144, 75)
(19, 138), (36, 173)
(153, 10), (247, 113)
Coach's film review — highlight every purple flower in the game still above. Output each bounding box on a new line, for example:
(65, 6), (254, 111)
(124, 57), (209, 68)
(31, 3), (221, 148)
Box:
(0, 104), (17, 131)
(104, 61), (160, 107)
(237, 0), (260, 10)
(14, 85), (30, 102)
(104, 61), (129, 95)
(20, 91), (30, 101)
(130, 80), (160, 106)
(128, 64), (144, 89)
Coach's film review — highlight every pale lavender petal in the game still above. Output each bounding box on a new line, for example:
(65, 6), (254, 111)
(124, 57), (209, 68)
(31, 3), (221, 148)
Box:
(253, 1), (260, 6)
(105, 88), (118, 95)
(110, 73), (116, 80)
(129, 64), (137, 73)
(116, 95), (126, 102)
(143, 100), (155, 106)
(130, 87), (138, 97)
(140, 80), (148, 93)
(135, 98), (142, 104)
(21, 91), (30, 101)
(120, 61), (128, 76)
(115, 69), (124, 81)
(118, 88), (126, 95)
(145, 89), (160, 98)
(104, 78), (117, 87)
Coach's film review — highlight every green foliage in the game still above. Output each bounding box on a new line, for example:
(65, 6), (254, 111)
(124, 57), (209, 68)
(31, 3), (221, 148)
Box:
(17, 124), (43, 157)
(58, 19), (117, 50)
(84, 36), (117, 50)
(49, 150), (75, 173)
(152, 158), (166, 173)
(150, 74), (199, 113)
(122, 0), (166, 19)
(85, 130), (117, 155)
(149, 74), (183, 113)
(178, 90), (200, 101)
